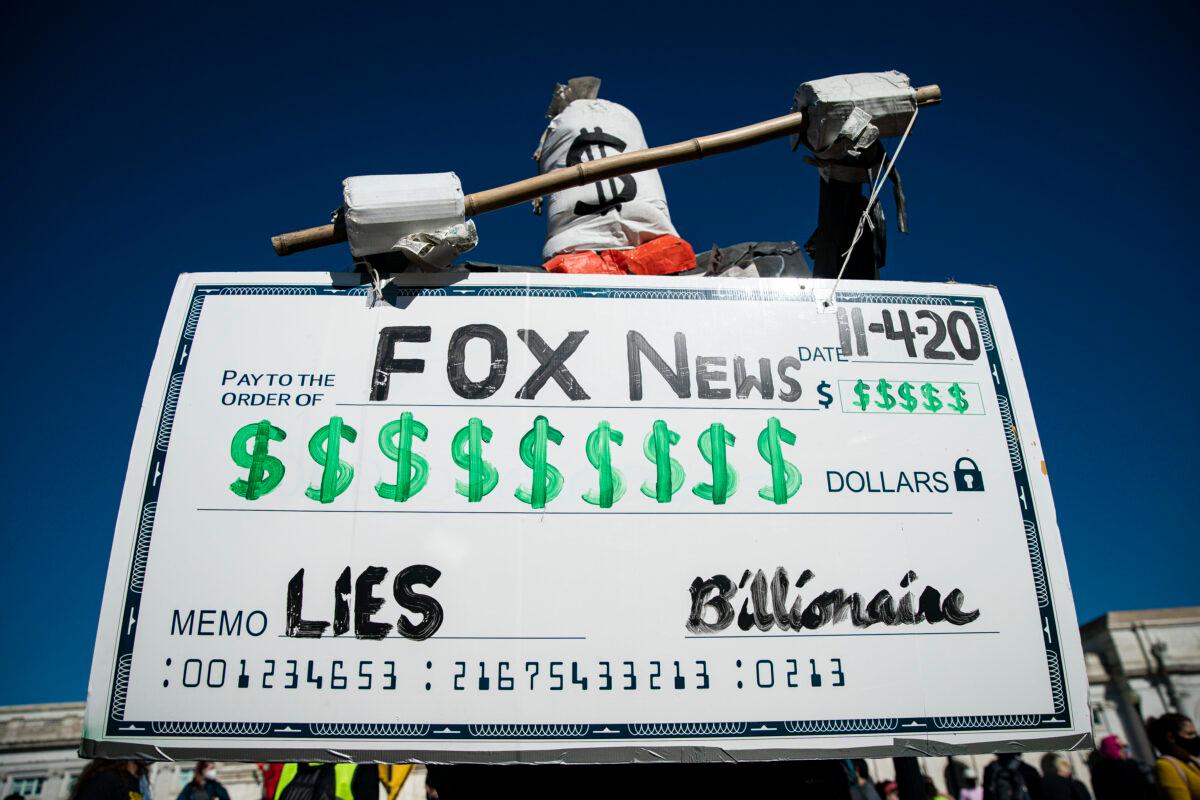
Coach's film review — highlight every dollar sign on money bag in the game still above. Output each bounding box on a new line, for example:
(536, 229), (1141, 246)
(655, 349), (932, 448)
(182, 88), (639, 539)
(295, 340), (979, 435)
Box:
(582, 421), (625, 508)
(853, 379), (871, 410)
(376, 411), (428, 503)
(230, 419), (287, 500)
(694, 423), (738, 505)
(451, 417), (498, 502)
(306, 416), (357, 503)
(948, 382), (970, 414)
(641, 420), (685, 503)
(897, 381), (917, 413)
(757, 417), (801, 505)
(875, 378), (896, 410)
(515, 415), (564, 509)
(921, 382), (943, 413)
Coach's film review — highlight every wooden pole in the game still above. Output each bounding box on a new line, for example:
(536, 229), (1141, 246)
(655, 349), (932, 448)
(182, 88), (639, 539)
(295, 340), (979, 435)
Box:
(271, 84), (941, 256)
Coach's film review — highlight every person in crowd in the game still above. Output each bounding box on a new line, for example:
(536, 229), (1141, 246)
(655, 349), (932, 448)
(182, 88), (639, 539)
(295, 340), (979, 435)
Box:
(983, 753), (1043, 800)
(274, 764), (379, 800)
(924, 775), (953, 799)
(1147, 713), (1200, 799)
(879, 781), (900, 800)
(848, 759), (882, 800)
(71, 760), (147, 800)
(177, 763), (230, 800)
(1088, 734), (1153, 800)
(5, 793), (25, 800)
(959, 767), (983, 800)
(1039, 753), (1090, 800)
(257, 765), (283, 800)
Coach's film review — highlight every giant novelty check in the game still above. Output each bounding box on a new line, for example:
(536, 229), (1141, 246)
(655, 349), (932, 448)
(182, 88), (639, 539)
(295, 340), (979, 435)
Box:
(84, 272), (1089, 762)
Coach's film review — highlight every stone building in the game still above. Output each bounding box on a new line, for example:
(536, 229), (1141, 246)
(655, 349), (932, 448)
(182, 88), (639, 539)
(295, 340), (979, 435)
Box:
(2, 606), (1196, 797)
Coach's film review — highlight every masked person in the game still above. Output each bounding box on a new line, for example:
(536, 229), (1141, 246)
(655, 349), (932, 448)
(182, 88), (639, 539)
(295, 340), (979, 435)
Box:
(1147, 713), (1200, 799)
(177, 763), (230, 800)
(1088, 734), (1152, 800)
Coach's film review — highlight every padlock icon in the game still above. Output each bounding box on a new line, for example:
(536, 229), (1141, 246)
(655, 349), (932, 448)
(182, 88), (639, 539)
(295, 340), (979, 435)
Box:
(953, 457), (985, 492)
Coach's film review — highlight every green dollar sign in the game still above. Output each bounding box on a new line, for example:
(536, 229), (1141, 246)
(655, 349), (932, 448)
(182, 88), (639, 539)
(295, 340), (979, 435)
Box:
(641, 420), (685, 503)
(582, 421), (625, 508)
(921, 382), (943, 413)
(897, 381), (918, 413)
(875, 378), (896, 410)
(757, 417), (801, 504)
(305, 416), (357, 503)
(853, 379), (871, 410)
(451, 418), (498, 502)
(693, 423), (738, 505)
(376, 412), (429, 502)
(948, 382), (970, 414)
(230, 419), (287, 500)
(515, 415), (564, 509)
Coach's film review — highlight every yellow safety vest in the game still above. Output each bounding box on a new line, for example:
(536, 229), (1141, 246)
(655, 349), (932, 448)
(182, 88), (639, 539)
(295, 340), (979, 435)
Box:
(274, 764), (357, 800)
(274, 764), (411, 800)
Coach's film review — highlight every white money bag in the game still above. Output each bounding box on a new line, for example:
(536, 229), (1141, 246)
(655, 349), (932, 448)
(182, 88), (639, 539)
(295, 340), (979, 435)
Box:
(538, 99), (679, 260)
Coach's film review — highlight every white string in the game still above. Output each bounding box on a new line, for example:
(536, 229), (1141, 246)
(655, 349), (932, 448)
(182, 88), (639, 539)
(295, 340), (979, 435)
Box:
(363, 260), (391, 308)
(822, 105), (919, 306)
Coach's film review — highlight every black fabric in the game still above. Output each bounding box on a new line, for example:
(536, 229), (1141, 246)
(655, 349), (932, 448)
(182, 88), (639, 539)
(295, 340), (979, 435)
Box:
(687, 240), (812, 278)
(801, 138), (910, 281)
(806, 176), (884, 280)
(74, 770), (141, 800)
(177, 781), (231, 800)
(1088, 757), (1154, 800)
(1040, 774), (1091, 800)
(424, 761), (852, 799)
(983, 757), (1043, 800)
(277, 766), (335, 800)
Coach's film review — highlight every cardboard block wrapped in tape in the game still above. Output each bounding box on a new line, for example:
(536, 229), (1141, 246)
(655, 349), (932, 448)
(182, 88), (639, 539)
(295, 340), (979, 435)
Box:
(792, 71), (916, 163)
(538, 99), (682, 262)
(343, 173), (478, 268)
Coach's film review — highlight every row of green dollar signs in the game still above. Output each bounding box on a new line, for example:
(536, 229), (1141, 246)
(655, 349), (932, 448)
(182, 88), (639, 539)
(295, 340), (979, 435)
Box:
(230, 415), (804, 507)
(853, 379), (969, 413)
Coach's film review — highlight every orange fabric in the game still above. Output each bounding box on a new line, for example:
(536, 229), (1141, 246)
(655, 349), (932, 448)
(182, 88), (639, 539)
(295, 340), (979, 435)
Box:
(544, 235), (695, 276)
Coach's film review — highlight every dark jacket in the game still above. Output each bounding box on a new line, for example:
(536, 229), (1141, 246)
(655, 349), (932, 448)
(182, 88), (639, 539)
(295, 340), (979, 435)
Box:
(1089, 757), (1154, 800)
(1041, 773), (1090, 800)
(177, 781), (231, 800)
(75, 770), (142, 800)
(984, 756), (1044, 800)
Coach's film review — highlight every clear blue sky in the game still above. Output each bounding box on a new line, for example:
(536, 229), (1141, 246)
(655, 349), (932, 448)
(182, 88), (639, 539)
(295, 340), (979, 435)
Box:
(1, 2), (1196, 705)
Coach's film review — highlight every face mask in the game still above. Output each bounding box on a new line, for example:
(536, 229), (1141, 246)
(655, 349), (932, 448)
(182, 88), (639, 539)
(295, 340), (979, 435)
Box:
(203, 770), (217, 781)
(1179, 736), (1200, 756)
